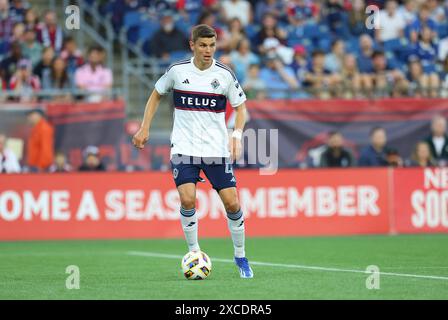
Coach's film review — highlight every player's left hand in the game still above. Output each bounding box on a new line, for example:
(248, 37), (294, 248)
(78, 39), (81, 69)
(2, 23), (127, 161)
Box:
(229, 137), (242, 162)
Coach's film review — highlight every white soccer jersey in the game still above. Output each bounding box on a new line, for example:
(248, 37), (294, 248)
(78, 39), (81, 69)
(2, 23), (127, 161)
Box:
(155, 57), (247, 158)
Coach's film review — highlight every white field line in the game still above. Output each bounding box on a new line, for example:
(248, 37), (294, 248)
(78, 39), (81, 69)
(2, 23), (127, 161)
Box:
(127, 251), (448, 282)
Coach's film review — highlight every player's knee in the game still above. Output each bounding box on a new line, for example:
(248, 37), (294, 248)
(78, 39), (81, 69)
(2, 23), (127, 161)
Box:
(225, 201), (240, 214)
(180, 198), (196, 210)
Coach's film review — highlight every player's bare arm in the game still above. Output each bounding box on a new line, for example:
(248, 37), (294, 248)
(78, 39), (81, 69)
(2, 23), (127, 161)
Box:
(132, 89), (162, 149)
(230, 103), (247, 161)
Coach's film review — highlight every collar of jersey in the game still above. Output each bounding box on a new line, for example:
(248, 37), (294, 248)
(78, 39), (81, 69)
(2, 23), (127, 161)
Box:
(190, 57), (215, 73)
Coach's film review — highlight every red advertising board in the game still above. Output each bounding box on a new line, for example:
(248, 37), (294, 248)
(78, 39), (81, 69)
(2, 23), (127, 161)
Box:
(0, 168), (391, 240)
(393, 168), (448, 233)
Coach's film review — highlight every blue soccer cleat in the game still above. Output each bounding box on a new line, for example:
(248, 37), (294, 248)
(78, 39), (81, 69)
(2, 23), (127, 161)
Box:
(234, 257), (254, 278)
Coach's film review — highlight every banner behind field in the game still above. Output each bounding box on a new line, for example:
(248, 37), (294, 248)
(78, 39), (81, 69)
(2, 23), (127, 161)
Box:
(1, 168), (446, 240)
(245, 98), (448, 167)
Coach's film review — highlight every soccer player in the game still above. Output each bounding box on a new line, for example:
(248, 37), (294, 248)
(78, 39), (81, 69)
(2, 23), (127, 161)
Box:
(132, 24), (253, 278)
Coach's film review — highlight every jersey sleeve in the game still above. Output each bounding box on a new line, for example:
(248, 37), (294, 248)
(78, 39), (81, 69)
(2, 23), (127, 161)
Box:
(154, 67), (175, 95)
(227, 75), (247, 108)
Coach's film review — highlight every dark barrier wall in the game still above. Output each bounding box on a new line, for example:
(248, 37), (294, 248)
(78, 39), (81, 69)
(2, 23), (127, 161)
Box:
(1, 98), (448, 169)
(245, 98), (448, 167)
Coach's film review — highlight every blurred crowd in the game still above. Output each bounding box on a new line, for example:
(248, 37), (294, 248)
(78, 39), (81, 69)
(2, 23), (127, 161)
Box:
(102, 0), (448, 99)
(2, 0), (448, 174)
(0, 0), (113, 102)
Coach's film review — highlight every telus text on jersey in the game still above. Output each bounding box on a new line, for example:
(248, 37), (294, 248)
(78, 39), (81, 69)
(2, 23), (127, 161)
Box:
(180, 96), (217, 107)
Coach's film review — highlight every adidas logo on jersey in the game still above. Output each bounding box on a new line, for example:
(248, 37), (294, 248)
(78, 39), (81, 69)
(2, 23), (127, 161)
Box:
(182, 79), (190, 84)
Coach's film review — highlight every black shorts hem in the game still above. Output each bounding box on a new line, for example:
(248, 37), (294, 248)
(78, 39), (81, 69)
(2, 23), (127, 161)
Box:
(214, 184), (237, 193)
(175, 179), (199, 188)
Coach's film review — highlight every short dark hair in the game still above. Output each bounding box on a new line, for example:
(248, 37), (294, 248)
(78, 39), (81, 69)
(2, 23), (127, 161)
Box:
(328, 130), (341, 138)
(312, 50), (325, 58)
(191, 24), (217, 42)
(372, 50), (385, 59)
(88, 45), (103, 55)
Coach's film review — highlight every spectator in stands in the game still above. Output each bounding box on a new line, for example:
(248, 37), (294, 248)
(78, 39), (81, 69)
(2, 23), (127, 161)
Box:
(60, 36), (84, 88)
(407, 57), (425, 97)
(348, 0), (368, 36)
(259, 53), (299, 99)
(339, 54), (362, 98)
(9, 58), (40, 102)
(261, 37), (294, 65)
(303, 50), (341, 99)
(324, 0), (350, 39)
(242, 63), (266, 99)
(197, 10), (230, 51)
(11, 21), (25, 42)
(385, 147), (403, 167)
(319, 131), (355, 168)
(176, 0), (219, 25)
(33, 45), (54, 90)
(0, 0), (14, 41)
(427, 0), (446, 23)
(0, 41), (23, 84)
(424, 115), (448, 166)
(49, 57), (69, 89)
(285, 0), (312, 38)
(147, 11), (189, 59)
(9, 0), (28, 23)
(408, 4), (438, 44)
(442, 56), (448, 97)
(20, 27), (42, 68)
(324, 39), (345, 73)
(0, 133), (21, 173)
(286, 0), (316, 24)
(230, 37), (259, 83)
(226, 18), (247, 53)
(46, 57), (72, 102)
(398, 0), (417, 26)
(290, 44), (307, 85)
(26, 108), (54, 172)
(79, 145), (106, 172)
(0, 73), (5, 97)
(357, 34), (375, 74)
(358, 126), (389, 167)
(221, 0), (252, 27)
(375, 0), (406, 43)
(74, 46), (113, 102)
(24, 7), (38, 31)
(369, 50), (408, 97)
(405, 141), (436, 167)
(255, 0), (285, 23)
(255, 12), (287, 55)
(37, 10), (64, 53)
(412, 26), (440, 97)
(438, 34), (448, 62)
(48, 151), (72, 173)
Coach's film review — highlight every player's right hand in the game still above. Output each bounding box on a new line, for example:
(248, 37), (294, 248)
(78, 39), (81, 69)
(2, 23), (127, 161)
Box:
(132, 127), (149, 149)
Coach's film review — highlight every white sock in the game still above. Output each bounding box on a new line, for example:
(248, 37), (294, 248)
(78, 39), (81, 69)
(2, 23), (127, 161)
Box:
(227, 208), (245, 258)
(180, 207), (200, 252)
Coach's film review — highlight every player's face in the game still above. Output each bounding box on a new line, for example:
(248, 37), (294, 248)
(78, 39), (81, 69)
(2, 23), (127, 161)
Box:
(191, 37), (216, 66)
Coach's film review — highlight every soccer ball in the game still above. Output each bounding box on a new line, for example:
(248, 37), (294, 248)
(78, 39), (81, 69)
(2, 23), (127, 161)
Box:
(181, 251), (212, 280)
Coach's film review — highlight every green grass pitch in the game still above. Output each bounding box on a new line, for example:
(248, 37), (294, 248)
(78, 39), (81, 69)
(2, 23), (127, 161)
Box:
(0, 235), (447, 299)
